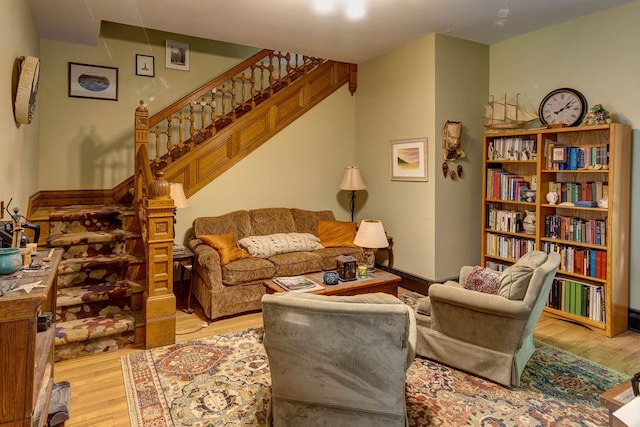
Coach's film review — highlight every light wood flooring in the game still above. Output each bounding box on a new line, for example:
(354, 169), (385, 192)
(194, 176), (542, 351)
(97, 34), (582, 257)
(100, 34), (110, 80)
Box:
(54, 289), (640, 427)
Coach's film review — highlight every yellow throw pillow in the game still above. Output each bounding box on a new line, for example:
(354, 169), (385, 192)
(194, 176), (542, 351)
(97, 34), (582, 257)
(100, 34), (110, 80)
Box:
(200, 233), (252, 265)
(317, 220), (357, 248)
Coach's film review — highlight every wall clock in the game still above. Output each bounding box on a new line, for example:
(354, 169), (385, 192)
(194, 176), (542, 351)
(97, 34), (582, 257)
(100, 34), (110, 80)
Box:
(14, 56), (40, 125)
(538, 88), (587, 127)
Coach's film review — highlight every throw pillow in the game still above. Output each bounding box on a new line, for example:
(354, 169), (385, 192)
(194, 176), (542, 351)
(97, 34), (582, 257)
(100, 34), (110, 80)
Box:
(463, 266), (501, 295)
(317, 220), (357, 248)
(200, 233), (252, 265)
(237, 233), (323, 258)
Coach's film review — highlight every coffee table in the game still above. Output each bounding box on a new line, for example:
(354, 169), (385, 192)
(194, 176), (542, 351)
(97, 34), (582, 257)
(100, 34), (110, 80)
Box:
(264, 269), (402, 297)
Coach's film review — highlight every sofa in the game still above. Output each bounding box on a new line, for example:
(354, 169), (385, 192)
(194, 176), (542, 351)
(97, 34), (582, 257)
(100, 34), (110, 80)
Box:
(189, 207), (363, 320)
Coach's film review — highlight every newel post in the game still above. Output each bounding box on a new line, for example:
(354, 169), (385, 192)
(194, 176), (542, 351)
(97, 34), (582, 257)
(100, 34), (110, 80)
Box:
(134, 100), (149, 212)
(144, 171), (177, 348)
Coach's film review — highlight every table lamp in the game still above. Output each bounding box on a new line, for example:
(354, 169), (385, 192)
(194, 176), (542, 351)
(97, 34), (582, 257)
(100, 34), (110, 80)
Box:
(353, 219), (388, 272)
(169, 183), (189, 240)
(338, 166), (366, 222)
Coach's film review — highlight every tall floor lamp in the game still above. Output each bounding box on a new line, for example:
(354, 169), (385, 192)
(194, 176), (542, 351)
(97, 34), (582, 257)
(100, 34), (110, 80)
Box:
(170, 183), (189, 241)
(338, 166), (366, 222)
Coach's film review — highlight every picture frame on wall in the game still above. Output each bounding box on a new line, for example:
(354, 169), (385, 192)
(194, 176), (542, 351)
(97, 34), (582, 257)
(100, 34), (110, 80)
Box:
(390, 137), (428, 181)
(165, 40), (190, 71)
(68, 62), (118, 101)
(135, 54), (155, 77)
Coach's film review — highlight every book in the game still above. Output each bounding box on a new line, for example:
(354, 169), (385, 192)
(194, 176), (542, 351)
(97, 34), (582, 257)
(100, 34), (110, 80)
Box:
(273, 276), (319, 291)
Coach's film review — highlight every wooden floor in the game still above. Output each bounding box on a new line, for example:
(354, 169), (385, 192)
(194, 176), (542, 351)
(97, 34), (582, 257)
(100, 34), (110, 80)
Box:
(54, 290), (640, 427)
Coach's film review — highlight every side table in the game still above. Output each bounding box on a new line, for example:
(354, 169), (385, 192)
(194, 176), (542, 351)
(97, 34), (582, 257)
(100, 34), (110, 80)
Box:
(173, 246), (195, 314)
(375, 235), (394, 272)
(600, 381), (634, 427)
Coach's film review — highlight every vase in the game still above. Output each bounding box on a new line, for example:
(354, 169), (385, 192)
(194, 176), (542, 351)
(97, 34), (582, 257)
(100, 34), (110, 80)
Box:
(0, 247), (22, 275)
(323, 271), (340, 286)
(523, 210), (536, 235)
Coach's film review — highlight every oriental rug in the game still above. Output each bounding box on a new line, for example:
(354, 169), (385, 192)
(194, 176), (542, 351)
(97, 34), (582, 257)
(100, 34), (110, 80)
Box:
(122, 328), (628, 426)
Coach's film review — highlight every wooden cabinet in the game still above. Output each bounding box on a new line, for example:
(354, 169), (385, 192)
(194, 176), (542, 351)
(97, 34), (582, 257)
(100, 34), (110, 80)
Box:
(0, 249), (62, 426)
(481, 124), (631, 337)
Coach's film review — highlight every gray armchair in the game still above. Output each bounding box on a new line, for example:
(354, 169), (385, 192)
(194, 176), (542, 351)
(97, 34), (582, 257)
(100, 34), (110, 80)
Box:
(414, 250), (561, 388)
(262, 292), (416, 427)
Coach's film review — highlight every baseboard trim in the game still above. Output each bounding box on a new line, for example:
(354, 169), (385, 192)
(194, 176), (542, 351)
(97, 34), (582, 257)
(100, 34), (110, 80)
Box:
(629, 309), (640, 332)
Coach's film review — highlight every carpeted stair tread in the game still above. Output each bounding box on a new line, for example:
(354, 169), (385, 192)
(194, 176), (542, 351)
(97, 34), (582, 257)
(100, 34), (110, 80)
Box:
(57, 279), (144, 308)
(55, 313), (136, 346)
(49, 204), (134, 220)
(47, 229), (135, 246)
(56, 299), (135, 322)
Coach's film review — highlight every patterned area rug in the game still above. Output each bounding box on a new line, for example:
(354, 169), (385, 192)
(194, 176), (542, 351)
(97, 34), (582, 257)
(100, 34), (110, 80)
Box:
(122, 328), (628, 426)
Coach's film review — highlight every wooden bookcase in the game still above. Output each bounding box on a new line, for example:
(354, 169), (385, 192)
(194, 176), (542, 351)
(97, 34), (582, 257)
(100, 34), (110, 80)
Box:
(0, 249), (62, 427)
(481, 124), (631, 337)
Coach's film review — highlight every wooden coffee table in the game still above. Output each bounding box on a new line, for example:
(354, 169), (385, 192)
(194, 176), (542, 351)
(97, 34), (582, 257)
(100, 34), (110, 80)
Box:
(265, 270), (402, 297)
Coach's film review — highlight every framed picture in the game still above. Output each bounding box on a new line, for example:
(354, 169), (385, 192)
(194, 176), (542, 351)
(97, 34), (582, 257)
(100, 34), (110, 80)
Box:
(551, 146), (567, 163)
(165, 40), (190, 71)
(136, 54), (155, 77)
(390, 137), (428, 181)
(68, 62), (118, 101)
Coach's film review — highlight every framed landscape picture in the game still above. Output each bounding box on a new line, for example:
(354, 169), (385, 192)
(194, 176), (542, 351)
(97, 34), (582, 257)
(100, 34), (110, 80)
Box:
(68, 62), (118, 101)
(390, 138), (428, 181)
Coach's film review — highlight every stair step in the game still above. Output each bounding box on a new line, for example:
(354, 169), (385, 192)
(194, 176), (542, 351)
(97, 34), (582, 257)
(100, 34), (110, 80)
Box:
(57, 279), (144, 308)
(47, 230), (135, 258)
(55, 313), (136, 346)
(48, 204), (133, 234)
(56, 298), (135, 322)
(57, 255), (130, 288)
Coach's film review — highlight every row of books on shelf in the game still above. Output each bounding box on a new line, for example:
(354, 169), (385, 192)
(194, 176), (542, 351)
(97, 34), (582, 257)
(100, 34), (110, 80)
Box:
(485, 232), (536, 260)
(542, 243), (607, 279)
(487, 137), (537, 161)
(546, 278), (605, 322)
(486, 207), (524, 233)
(486, 169), (535, 202)
(547, 181), (608, 205)
(485, 260), (508, 272)
(545, 142), (609, 170)
(544, 215), (606, 245)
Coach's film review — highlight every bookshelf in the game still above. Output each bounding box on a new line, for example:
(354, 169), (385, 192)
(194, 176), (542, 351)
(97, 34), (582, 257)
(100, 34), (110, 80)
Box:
(481, 124), (631, 337)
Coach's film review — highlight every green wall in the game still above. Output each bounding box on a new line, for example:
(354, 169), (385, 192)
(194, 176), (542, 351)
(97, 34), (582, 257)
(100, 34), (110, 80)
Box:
(489, 0), (640, 311)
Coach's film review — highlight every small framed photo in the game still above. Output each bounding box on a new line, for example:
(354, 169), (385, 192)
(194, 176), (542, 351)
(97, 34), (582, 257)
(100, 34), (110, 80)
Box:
(136, 54), (155, 77)
(551, 146), (567, 163)
(165, 40), (190, 71)
(68, 62), (118, 101)
(519, 187), (536, 203)
(390, 137), (428, 181)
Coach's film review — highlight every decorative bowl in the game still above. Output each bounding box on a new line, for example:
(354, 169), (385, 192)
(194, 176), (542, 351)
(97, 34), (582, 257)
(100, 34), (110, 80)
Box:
(323, 271), (340, 286)
(0, 248), (22, 275)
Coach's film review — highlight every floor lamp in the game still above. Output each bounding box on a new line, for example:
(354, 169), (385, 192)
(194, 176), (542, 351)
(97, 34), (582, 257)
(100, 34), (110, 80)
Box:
(338, 166), (366, 222)
(170, 183), (189, 242)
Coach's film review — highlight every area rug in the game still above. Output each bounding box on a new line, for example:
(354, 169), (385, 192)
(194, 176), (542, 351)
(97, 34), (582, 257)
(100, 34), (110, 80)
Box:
(122, 327), (628, 427)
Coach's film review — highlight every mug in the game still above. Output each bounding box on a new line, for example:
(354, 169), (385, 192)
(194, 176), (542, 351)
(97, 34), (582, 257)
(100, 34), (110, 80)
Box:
(632, 372), (640, 397)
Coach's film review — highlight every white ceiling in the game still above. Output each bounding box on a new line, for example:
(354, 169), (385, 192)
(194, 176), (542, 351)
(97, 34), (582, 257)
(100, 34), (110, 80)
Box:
(28, 0), (635, 63)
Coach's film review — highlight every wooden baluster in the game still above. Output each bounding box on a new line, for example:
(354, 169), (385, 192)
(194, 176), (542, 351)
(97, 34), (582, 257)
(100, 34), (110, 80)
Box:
(189, 102), (197, 148)
(210, 88), (217, 136)
(153, 128), (162, 167)
(166, 117), (173, 164)
(230, 78), (237, 121)
(176, 111), (185, 154)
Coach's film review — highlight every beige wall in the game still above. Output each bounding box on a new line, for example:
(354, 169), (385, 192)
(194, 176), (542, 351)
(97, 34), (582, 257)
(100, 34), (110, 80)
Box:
(489, 0), (640, 309)
(0, 0), (40, 216)
(37, 22), (259, 190)
(356, 34), (488, 281)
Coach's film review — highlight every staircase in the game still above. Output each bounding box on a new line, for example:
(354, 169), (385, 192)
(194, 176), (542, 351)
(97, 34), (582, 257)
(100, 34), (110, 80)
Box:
(26, 50), (356, 359)
(45, 204), (144, 361)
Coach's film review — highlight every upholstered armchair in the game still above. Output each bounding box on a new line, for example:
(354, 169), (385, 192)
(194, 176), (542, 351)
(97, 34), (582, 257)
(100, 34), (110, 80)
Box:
(414, 250), (561, 388)
(262, 292), (416, 427)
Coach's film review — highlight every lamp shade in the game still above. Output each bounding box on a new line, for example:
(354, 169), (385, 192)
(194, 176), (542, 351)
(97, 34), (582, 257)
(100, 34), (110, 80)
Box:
(169, 183), (189, 209)
(338, 166), (367, 191)
(354, 219), (387, 249)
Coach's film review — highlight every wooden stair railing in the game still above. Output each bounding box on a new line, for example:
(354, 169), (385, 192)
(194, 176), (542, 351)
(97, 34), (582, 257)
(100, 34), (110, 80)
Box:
(140, 49), (357, 196)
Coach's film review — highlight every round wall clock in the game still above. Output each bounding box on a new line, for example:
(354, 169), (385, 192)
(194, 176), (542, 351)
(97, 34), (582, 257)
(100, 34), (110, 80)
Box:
(538, 88), (587, 127)
(14, 56), (40, 125)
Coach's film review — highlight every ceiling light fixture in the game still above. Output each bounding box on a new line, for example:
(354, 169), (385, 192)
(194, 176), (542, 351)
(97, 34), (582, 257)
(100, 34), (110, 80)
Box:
(346, 0), (366, 20)
(313, 0), (366, 20)
(314, 0), (335, 15)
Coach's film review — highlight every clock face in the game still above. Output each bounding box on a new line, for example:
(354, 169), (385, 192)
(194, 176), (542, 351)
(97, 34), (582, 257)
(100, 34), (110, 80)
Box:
(538, 88), (587, 127)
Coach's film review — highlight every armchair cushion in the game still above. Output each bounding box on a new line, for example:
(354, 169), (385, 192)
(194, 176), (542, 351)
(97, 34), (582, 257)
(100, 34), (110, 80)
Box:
(463, 266), (501, 295)
(317, 220), (357, 248)
(498, 251), (548, 300)
(199, 233), (252, 265)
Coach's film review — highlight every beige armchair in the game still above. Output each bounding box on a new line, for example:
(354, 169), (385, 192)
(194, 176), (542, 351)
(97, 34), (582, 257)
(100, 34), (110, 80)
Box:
(262, 292), (416, 427)
(414, 251), (561, 388)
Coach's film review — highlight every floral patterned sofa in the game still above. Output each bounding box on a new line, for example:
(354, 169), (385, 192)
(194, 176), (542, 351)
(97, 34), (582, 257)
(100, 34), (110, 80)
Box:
(189, 208), (363, 320)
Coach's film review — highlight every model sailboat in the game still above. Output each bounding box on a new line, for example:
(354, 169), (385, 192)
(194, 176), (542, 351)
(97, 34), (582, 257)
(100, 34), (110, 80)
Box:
(484, 93), (538, 131)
